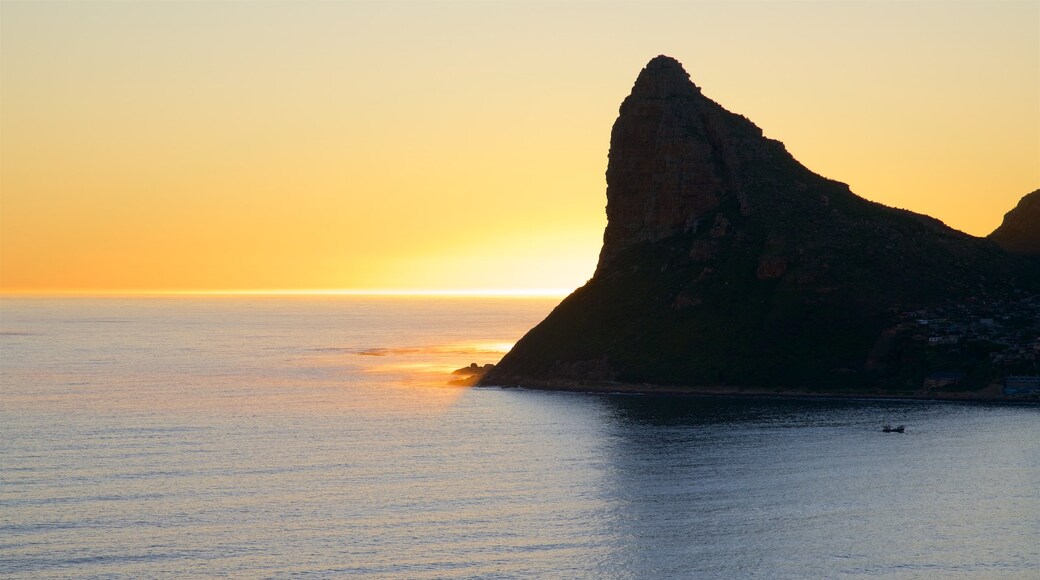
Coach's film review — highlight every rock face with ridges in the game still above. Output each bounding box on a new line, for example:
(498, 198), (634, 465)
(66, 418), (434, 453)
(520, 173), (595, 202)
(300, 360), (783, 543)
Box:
(989, 189), (1040, 256)
(481, 56), (1040, 392)
(600, 56), (764, 269)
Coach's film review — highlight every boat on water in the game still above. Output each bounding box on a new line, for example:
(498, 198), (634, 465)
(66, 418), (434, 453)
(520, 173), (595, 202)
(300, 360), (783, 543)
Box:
(882, 424), (905, 433)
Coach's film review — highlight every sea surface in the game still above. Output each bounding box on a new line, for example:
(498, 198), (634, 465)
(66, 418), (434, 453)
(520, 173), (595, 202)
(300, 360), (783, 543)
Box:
(2, 296), (1038, 578)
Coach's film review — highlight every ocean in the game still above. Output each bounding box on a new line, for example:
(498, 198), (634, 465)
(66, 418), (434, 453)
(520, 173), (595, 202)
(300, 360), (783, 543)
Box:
(2, 296), (1037, 578)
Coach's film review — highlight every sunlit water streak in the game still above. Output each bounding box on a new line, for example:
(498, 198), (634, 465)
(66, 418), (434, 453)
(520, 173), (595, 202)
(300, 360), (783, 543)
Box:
(1, 297), (1038, 578)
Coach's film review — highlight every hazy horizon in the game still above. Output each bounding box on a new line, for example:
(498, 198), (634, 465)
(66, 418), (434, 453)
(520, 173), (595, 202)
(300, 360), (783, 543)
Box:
(0, 289), (575, 298)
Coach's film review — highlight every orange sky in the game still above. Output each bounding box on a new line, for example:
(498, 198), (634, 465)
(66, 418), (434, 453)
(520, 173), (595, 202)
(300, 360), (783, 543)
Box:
(2, 1), (1037, 294)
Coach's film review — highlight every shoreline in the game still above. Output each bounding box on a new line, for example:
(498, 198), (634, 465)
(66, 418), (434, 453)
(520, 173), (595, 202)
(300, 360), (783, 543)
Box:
(476, 379), (1039, 404)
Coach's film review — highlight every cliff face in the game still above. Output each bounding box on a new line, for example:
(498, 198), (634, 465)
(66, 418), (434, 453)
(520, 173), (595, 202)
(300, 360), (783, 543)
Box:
(481, 56), (1040, 392)
(599, 57), (785, 270)
(990, 190), (1040, 256)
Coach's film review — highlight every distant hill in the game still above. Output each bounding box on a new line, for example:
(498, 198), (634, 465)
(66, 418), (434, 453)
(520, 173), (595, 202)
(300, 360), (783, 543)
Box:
(990, 189), (1040, 256)
(481, 56), (1040, 395)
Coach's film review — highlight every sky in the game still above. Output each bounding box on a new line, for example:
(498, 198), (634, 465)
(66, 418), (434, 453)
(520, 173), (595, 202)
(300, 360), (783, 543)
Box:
(2, 1), (1037, 295)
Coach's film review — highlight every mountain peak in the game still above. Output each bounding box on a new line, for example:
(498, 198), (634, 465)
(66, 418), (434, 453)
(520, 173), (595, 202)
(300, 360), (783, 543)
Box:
(481, 57), (1040, 394)
(600, 56), (763, 269)
(631, 55), (700, 99)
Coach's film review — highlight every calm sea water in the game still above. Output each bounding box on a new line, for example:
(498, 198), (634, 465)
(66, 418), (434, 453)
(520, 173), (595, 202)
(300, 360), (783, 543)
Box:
(2, 297), (1037, 578)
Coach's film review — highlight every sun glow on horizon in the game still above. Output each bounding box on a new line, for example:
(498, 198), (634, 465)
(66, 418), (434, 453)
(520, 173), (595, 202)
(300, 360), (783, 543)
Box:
(1, 2), (1036, 294)
(0, 288), (576, 298)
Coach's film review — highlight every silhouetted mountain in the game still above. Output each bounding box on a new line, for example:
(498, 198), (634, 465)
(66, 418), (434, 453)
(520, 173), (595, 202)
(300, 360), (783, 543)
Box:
(482, 56), (1040, 394)
(990, 190), (1040, 256)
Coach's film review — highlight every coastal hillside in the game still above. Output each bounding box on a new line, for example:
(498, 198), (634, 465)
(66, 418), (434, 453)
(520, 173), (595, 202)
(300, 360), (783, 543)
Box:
(990, 189), (1040, 257)
(481, 56), (1040, 394)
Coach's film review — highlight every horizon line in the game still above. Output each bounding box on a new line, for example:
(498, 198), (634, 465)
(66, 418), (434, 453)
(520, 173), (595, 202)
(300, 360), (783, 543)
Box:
(0, 288), (576, 298)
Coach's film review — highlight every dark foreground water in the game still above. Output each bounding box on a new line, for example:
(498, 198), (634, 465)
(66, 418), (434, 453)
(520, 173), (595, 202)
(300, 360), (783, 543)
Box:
(2, 297), (1038, 578)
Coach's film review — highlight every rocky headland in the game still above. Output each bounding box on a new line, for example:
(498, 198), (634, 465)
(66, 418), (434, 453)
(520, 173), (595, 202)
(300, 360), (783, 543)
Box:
(480, 56), (1040, 399)
(990, 189), (1040, 257)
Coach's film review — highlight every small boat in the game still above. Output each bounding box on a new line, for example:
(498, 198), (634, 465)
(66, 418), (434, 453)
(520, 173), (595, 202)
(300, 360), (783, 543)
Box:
(882, 424), (905, 433)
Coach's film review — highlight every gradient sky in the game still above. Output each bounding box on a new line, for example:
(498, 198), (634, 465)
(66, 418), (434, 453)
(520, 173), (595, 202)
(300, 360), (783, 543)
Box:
(2, 1), (1037, 294)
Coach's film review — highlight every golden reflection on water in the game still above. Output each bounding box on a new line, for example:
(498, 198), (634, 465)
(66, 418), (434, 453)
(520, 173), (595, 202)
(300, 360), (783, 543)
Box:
(277, 338), (518, 416)
(350, 340), (515, 411)
(3, 339), (516, 417)
(354, 342), (511, 375)
(0, 296), (547, 418)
